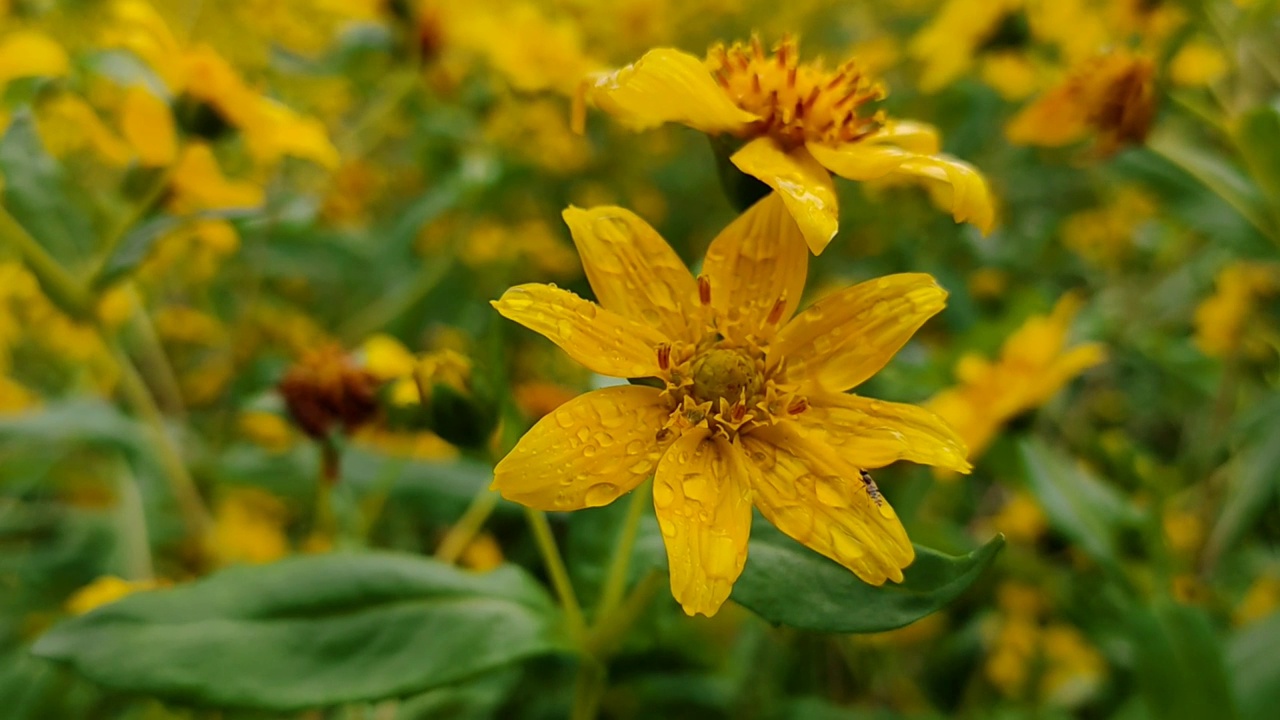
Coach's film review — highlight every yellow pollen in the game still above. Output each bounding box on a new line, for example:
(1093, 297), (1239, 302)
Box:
(708, 36), (886, 148)
(690, 348), (761, 407)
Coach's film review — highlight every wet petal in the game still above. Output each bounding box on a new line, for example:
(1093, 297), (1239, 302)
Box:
(653, 429), (753, 616)
(892, 154), (996, 235)
(701, 193), (808, 339)
(562, 205), (699, 343)
(868, 120), (942, 154)
(807, 140), (914, 181)
(798, 392), (971, 473)
(771, 273), (947, 392)
(731, 138), (839, 255)
(493, 385), (672, 511)
(743, 423), (914, 585)
(492, 284), (667, 378)
(575, 48), (757, 134)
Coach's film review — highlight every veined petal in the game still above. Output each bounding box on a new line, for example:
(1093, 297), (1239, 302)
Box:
(771, 273), (947, 392)
(653, 428), (753, 616)
(893, 154), (996, 235)
(798, 393), (971, 473)
(574, 48), (757, 134)
(701, 193), (808, 339)
(731, 138), (839, 255)
(492, 385), (671, 511)
(562, 205), (699, 343)
(492, 284), (666, 378)
(743, 423), (914, 585)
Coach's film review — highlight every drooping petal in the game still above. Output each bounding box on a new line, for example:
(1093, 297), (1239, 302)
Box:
(730, 137), (839, 255)
(492, 385), (672, 511)
(797, 392), (971, 473)
(808, 133), (995, 235)
(742, 423), (914, 585)
(653, 428), (753, 616)
(492, 284), (667, 378)
(562, 205), (699, 343)
(701, 193), (808, 340)
(891, 154), (996, 235)
(771, 273), (947, 392)
(574, 48), (757, 134)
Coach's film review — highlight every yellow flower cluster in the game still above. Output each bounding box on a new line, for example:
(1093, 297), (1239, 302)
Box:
(1194, 262), (1278, 359)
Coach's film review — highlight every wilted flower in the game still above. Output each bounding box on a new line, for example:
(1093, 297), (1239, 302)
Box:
(1006, 49), (1156, 157)
(575, 36), (994, 253)
(927, 294), (1105, 465)
(491, 194), (970, 616)
(278, 345), (381, 441)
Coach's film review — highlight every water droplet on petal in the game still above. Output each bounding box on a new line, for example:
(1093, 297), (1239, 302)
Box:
(585, 483), (620, 505)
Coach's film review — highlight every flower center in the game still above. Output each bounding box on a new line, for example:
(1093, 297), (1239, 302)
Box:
(690, 348), (762, 407)
(708, 36), (885, 148)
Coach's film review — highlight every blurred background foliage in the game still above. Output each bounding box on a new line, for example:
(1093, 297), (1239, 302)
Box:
(1, 0), (1279, 718)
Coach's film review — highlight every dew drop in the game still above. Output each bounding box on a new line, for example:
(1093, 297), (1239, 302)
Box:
(585, 483), (620, 505)
(653, 481), (676, 509)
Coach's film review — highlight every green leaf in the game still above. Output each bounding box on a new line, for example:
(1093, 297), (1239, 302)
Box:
(0, 111), (98, 265)
(638, 516), (1003, 633)
(1227, 612), (1280, 720)
(1129, 600), (1237, 720)
(91, 210), (251, 291)
(33, 553), (570, 711)
(1019, 438), (1141, 570)
(731, 521), (1003, 633)
(1205, 422), (1280, 566)
(1236, 102), (1280, 221)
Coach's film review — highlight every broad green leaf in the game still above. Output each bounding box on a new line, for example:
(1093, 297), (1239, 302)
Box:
(1145, 124), (1271, 241)
(0, 400), (143, 450)
(1227, 612), (1280, 720)
(33, 553), (570, 711)
(1019, 438), (1142, 570)
(1129, 600), (1237, 720)
(637, 516), (1003, 633)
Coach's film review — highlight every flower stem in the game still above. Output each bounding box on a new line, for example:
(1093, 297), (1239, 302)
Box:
(107, 337), (212, 538)
(570, 657), (607, 720)
(594, 480), (650, 621)
(435, 488), (500, 563)
(523, 507), (587, 641)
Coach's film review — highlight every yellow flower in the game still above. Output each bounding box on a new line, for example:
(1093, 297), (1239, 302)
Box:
(1006, 49), (1156, 157)
(209, 487), (291, 565)
(1169, 39), (1229, 88)
(927, 294), (1105, 464)
(1061, 187), (1156, 268)
(0, 373), (39, 414)
(909, 0), (1025, 93)
(491, 193), (971, 616)
(65, 576), (159, 615)
(1193, 262), (1278, 359)
(120, 85), (178, 166)
(574, 36), (994, 254)
(35, 93), (134, 166)
(237, 410), (295, 453)
(0, 29), (70, 87)
(988, 490), (1048, 544)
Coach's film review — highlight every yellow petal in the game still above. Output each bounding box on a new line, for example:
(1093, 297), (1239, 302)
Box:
(492, 284), (667, 379)
(807, 141), (914, 181)
(561, 205), (699, 343)
(798, 393), (971, 473)
(653, 428), (753, 616)
(701, 193), (808, 339)
(743, 423), (914, 585)
(493, 385), (671, 511)
(0, 30), (70, 87)
(121, 86), (177, 167)
(1005, 84), (1090, 147)
(575, 48), (757, 134)
(866, 120), (942, 154)
(731, 138), (839, 255)
(771, 273), (946, 392)
(892, 154), (996, 235)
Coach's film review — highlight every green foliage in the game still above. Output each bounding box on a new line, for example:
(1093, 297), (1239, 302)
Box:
(32, 554), (571, 711)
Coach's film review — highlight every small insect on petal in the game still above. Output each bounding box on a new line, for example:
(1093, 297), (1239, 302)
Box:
(859, 469), (884, 507)
(698, 275), (712, 306)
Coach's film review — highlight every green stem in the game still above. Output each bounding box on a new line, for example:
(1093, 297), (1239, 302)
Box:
(0, 205), (91, 318)
(435, 488), (501, 563)
(91, 165), (175, 287)
(524, 507), (587, 641)
(121, 287), (188, 417)
(587, 571), (662, 657)
(570, 658), (607, 720)
(108, 337), (212, 538)
(112, 459), (154, 582)
(594, 480), (650, 621)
